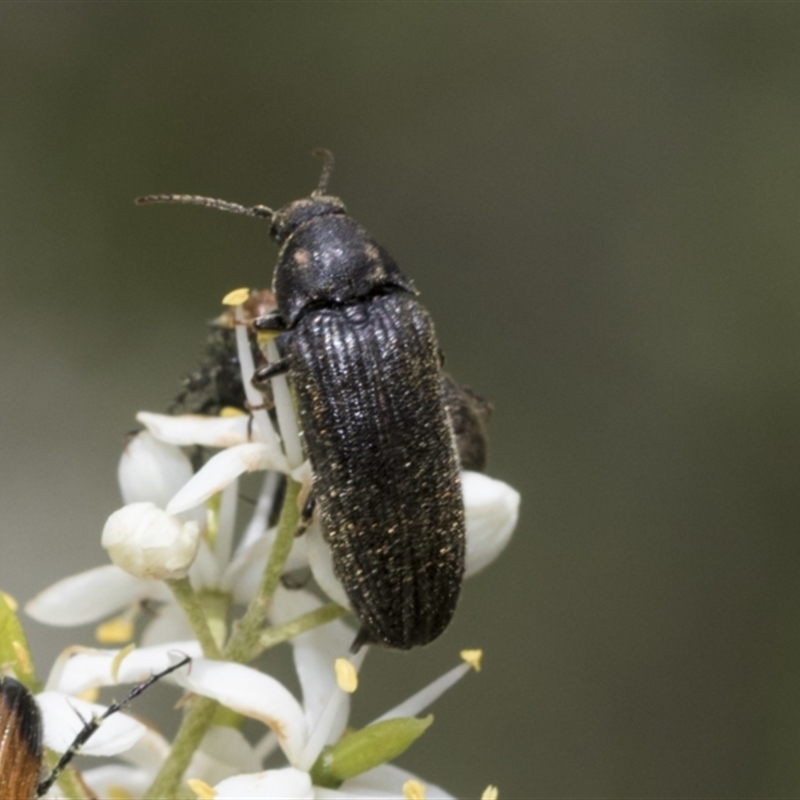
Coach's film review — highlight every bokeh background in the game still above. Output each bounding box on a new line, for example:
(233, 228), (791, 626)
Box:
(2, 4), (800, 798)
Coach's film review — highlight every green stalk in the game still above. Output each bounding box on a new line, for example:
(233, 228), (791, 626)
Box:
(166, 576), (222, 659)
(145, 695), (218, 799)
(146, 480), (301, 798)
(252, 602), (349, 660)
(223, 478), (301, 662)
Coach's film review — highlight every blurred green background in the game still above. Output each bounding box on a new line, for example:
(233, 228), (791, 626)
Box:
(2, 4), (800, 798)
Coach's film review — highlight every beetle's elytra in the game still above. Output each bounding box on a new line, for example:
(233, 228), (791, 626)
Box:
(137, 151), (481, 650)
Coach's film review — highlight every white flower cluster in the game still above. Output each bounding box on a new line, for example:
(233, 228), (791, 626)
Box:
(19, 290), (520, 799)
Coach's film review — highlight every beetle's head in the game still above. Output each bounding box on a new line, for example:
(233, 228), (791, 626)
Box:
(269, 194), (347, 244)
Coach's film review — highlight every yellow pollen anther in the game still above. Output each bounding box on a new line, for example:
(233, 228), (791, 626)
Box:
(481, 785), (499, 800)
(188, 778), (218, 799)
(12, 641), (31, 675)
(107, 787), (134, 800)
(403, 779), (426, 800)
(460, 648), (483, 672)
(335, 657), (358, 693)
(78, 687), (100, 703)
(110, 643), (136, 683)
(219, 406), (247, 418)
(256, 328), (279, 345)
(222, 288), (250, 306)
(96, 616), (135, 644)
(2, 591), (18, 611)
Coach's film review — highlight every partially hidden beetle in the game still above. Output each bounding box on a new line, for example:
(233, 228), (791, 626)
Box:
(137, 151), (487, 650)
(0, 657), (190, 799)
(170, 289), (277, 418)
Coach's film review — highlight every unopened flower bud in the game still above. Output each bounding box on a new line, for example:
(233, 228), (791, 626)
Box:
(102, 502), (200, 581)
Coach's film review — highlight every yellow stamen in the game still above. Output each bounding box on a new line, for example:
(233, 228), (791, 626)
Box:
(78, 687), (100, 703)
(219, 406), (246, 417)
(96, 616), (135, 644)
(110, 643), (136, 683)
(2, 591), (18, 611)
(460, 648), (483, 672)
(403, 779), (426, 800)
(256, 328), (280, 345)
(188, 778), (217, 799)
(222, 288), (250, 306)
(12, 641), (31, 675)
(335, 657), (358, 693)
(481, 785), (499, 800)
(107, 787), (134, 800)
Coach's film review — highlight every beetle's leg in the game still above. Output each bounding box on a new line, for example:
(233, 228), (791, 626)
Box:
(350, 626), (376, 654)
(253, 359), (290, 387)
(253, 311), (286, 333)
(294, 494), (316, 537)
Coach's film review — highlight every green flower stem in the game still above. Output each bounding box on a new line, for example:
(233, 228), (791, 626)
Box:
(199, 589), (230, 651)
(167, 577), (222, 659)
(146, 481), (303, 798)
(252, 602), (350, 660)
(145, 695), (218, 800)
(223, 478), (301, 662)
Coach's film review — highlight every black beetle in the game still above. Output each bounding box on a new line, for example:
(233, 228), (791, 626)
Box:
(137, 151), (474, 650)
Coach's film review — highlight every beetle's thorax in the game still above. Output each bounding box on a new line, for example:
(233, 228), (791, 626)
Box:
(272, 195), (417, 326)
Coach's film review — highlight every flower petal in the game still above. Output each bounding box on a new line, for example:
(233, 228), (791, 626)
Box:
(372, 662), (472, 724)
(339, 764), (455, 800)
(462, 471), (520, 578)
(46, 640), (200, 694)
(167, 442), (289, 515)
(175, 659), (307, 765)
(25, 565), (170, 627)
(82, 765), (154, 800)
(121, 725), (172, 769)
(81, 727), (171, 797)
(270, 587), (354, 744)
(305, 523), (351, 611)
(223, 529), (309, 604)
(137, 411), (252, 448)
(212, 767), (314, 799)
(118, 430), (195, 509)
(237, 470), (282, 551)
(36, 691), (145, 756)
(189, 536), (224, 591)
(141, 602), (195, 647)
(187, 726), (263, 786)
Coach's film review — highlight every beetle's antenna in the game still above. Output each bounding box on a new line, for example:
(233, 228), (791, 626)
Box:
(312, 148), (335, 196)
(36, 655), (191, 797)
(135, 194), (274, 219)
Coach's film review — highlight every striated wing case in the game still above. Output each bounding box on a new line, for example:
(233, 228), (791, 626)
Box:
(283, 292), (465, 648)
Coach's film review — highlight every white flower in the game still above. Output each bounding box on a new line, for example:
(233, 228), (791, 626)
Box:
(27, 479), (304, 647)
(21, 643), (195, 799)
(36, 692), (146, 758)
(179, 588), (467, 799)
